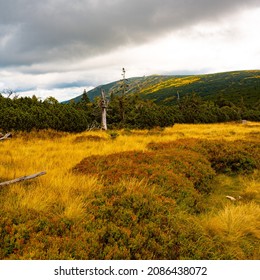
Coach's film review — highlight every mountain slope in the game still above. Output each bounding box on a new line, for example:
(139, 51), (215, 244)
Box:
(65, 70), (260, 107)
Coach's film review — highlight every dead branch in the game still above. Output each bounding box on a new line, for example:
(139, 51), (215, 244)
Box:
(0, 171), (47, 187)
(0, 132), (12, 141)
(226, 195), (236, 201)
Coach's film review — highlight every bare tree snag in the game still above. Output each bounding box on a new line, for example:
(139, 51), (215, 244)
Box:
(0, 171), (47, 187)
(100, 89), (108, 130)
(0, 132), (12, 141)
(119, 67), (129, 123)
(2, 88), (16, 98)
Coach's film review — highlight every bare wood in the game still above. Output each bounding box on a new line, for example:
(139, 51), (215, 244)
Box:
(0, 132), (12, 141)
(0, 171), (47, 187)
(100, 89), (108, 130)
(226, 195), (236, 201)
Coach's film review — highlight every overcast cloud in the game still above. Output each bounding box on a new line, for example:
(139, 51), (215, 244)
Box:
(0, 0), (260, 101)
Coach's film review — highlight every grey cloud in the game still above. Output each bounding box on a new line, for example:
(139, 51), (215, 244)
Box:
(0, 0), (259, 67)
(51, 80), (90, 90)
(15, 86), (37, 93)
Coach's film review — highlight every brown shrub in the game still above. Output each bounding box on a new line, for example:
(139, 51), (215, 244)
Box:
(73, 148), (215, 212)
(199, 140), (260, 174)
(14, 129), (69, 140)
(148, 138), (260, 175)
(73, 135), (106, 143)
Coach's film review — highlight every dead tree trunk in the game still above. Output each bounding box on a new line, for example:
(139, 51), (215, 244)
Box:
(0, 171), (47, 187)
(0, 132), (12, 141)
(100, 89), (108, 130)
(119, 68), (129, 123)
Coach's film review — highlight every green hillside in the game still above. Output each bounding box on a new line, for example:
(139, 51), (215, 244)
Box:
(143, 70), (260, 107)
(65, 70), (260, 107)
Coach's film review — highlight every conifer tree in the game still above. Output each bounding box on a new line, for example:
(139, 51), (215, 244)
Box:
(81, 89), (90, 103)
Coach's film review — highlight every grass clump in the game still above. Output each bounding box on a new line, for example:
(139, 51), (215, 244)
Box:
(201, 202), (260, 259)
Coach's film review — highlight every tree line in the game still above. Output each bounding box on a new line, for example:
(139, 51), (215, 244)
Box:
(0, 90), (259, 133)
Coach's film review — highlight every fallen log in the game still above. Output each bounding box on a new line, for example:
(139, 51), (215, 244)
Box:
(226, 195), (236, 201)
(0, 132), (12, 141)
(0, 171), (47, 187)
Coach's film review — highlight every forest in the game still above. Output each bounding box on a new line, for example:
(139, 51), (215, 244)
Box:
(0, 89), (259, 133)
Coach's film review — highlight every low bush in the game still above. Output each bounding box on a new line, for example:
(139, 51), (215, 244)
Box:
(73, 135), (106, 143)
(200, 140), (259, 175)
(73, 148), (215, 213)
(0, 180), (217, 260)
(148, 138), (260, 175)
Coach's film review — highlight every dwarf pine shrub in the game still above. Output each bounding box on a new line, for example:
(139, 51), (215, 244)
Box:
(73, 148), (215, 213)
(148, 138), (260, 175)
(200, 140), (259, 175)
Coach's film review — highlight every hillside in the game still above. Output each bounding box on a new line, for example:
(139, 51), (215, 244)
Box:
(65, 70), (260, 107)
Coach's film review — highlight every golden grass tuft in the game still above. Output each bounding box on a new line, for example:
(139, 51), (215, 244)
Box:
(239, 170), (260, 203)
(203, 203), (260, 240)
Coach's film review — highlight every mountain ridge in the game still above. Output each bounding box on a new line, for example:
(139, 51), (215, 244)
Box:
(64, 70), (260, 107)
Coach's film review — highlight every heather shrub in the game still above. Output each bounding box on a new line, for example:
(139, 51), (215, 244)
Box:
(73, 149), (215, 212)
(200, 140), (259, 175)
(73, 135), (106, 143)
(83, 182), (216, 259)
(88, 187), (216, 259)
(0, 181), (217, 260)
(236, 141), (260, 167)
(147, 138), (204, 153)
(107, 130), (119, 139)
(14, 129), (69, 140)
(148, 138), (260, 175)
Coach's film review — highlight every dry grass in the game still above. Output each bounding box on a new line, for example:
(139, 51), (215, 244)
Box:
(1, 122), (259, 219)
(201, 202), (260, 259)
(205, 203), (260, 239)
(239, 170), (260, 203)
(0, 122), (259, 259)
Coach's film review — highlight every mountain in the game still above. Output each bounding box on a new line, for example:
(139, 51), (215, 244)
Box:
(64, 70), (260, 107)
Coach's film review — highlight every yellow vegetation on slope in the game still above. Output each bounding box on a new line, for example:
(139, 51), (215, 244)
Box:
(141, 76), (201, 94)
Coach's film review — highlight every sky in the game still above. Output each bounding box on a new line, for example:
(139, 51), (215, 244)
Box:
(0, 0), (260, 102)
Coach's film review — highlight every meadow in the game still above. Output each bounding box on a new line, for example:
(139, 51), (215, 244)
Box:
(0, 122), (259, 259)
